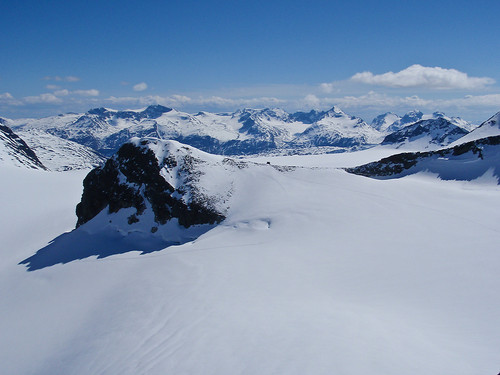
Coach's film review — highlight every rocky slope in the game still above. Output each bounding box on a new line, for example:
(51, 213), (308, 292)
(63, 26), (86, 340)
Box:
(381, 116), (469, 150)
(0, 120), (46, 169)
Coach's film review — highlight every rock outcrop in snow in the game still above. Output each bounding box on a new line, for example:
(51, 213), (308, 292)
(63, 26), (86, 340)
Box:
(20, 138), (287, 270)
(76, 138), (230, 230)
(346, 135), (500, 183)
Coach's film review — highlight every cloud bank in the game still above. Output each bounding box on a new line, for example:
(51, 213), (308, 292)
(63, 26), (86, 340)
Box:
(351, 65), (495, 89)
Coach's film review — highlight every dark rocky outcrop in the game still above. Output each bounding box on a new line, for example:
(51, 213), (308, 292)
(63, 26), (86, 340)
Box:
(76, 141), (225, 228)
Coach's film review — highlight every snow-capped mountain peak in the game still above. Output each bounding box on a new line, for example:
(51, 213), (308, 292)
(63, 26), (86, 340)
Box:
(370, 112), (401, 132)
(381, 116), (469, 150)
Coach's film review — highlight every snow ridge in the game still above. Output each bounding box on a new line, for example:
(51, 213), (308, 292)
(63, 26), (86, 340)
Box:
(347, 134), (500, 183)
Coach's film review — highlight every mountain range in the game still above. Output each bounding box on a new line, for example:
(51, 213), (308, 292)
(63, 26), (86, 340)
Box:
(1, 105), (484, 171)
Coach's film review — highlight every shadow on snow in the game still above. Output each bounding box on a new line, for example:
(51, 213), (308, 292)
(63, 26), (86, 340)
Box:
(19, 225), (213, 271)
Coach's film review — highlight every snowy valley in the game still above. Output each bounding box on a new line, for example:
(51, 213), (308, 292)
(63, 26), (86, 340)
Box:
(1, 107), (500, 375)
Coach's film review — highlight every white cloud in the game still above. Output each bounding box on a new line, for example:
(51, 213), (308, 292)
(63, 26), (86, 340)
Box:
(438, 94), (500, 108)
(73, 89), (100, 97)
(105, 94), (285, 109)
(106, 94), (190, 107)
(24, 93), (62, 104)
(46, 84), (60, 90)
(64, 76), (80, 82)
(319, 83), (334, 94)
(0, 92), (14, 100)
(303, 94), (321, 108)
(43, 75), (81, 82)
(0, 92), (23, 106)
(351, 64), (495, 90)
(133, 82), (148, 92)
(51, 89), (99, 97)
(196, 96), (285, 108)
(54, 89), (70, 96)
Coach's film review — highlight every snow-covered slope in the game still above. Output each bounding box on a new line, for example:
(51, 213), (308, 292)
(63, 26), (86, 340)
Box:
(2, 143), (499, 375)
(370, 112), (401, 132)
(371, 110), (474, 134)
(347, 135), (500, 183)
(17, 129), (105, 171)
(450, 111), (500, 145)
(0, 120), (46, 169)
(381, 116), (469, 150)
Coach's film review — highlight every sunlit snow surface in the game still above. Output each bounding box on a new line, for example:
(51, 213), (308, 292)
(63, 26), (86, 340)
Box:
(1, 148), (500, 375)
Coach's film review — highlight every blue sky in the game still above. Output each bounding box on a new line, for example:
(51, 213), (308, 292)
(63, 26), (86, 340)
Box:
(1, 0), (499, 122)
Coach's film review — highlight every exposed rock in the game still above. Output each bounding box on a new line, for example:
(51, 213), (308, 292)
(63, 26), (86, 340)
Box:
(76, 140), (225, 229)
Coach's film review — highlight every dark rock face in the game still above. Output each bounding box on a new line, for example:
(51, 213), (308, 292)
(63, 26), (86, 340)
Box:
(76, 142), (225, 228)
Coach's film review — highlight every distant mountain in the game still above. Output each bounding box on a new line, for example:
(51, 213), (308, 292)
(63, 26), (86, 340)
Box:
(370, 112), (401, 132)
(381, 117), (469, 150)
(8, 106), (485, 160)
(0, 120), (46, 169)
(10, 105), (383, 156)
(290, 106), (381, 148)
(371, 110), (473, 135)
(346, 134), (500, 183)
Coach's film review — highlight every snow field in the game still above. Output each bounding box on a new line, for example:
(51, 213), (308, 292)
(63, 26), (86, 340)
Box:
(1, 153), (500, 374)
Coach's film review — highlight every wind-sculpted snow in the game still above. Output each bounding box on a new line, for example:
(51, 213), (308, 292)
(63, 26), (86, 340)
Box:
(20, 139), (287, 270)
(347, 135), (500, 183)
